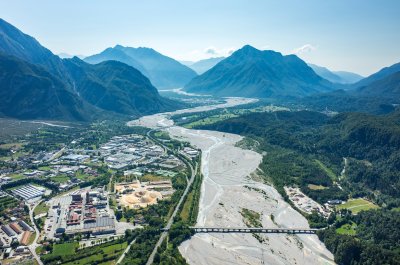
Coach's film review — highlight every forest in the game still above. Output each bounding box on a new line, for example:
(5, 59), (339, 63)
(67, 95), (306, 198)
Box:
(191, 108), (400, 264)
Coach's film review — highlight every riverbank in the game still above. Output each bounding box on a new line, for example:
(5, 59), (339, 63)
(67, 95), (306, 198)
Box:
(128, 98), (335, 265)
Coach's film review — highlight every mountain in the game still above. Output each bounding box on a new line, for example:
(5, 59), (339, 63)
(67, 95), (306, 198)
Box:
(84, 45), (197, 89)
(0, 53), (93, 120)
(0, 18), (70, 81)
(184, 45), (335, 98)
(0, 18), (184, 121)
(58, 53), (85, 59)
(353, 62), (400, 88)
(308, 64), (363, 84)
(356, 71), (400, 99)
(187, 57), (226, 74)
(83, 47), (147, 76)
(334, 71), (364, 84)
(64, 58), (180, 116)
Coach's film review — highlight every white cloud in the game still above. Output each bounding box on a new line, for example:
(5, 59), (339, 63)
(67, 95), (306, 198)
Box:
(182, 46), (236, 61)
(291, 44), (317, 55)
(205, 47), (217, 55)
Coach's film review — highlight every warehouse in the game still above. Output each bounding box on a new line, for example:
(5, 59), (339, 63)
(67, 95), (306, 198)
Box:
(1, 225), (16, 237)
(11, 184), (45, 201)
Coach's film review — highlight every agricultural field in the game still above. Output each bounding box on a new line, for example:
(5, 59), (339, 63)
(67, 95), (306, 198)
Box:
(52, 242), (77, 256)
(336, 222), (357, 235)
(51, 175), (70, 183)
(314, 159), (338, 181)
(34, 201), (49, 216)
(337, 198), (380, 214)
(307, 184), (328, 190)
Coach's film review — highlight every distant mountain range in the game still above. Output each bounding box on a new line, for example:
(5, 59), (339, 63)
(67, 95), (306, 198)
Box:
(58, 53), (85, 59)
(0, 18), (184, 121)
(352, 62), (400, 88)
(300, 65), (400, 114)
(183, 57), (226, 74)
(308, 64), (364, 84)
(356, 71), (400, 98)
(84, 45), (197, 89)
(184, 45), (336, 98)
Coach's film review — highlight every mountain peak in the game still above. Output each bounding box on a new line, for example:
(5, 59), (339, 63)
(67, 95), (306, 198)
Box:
(84, 45), (197, 89)
(184, 46), (334, 98)
(236, 45), (260, 55)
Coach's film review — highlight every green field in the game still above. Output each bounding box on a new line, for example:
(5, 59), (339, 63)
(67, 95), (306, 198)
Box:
(51, 175), (70, 183)
(180, 192), (194, 221)
(337, 198), (380, 214)
(183, 113), (238, 129)
(336, 222), (357, 235)
(315, 159), (337, 181)
(38, 166), (52, 171)
(34, 201), (49, 216)
(63, 242), (127, 265)
(53, 242), (77, 256)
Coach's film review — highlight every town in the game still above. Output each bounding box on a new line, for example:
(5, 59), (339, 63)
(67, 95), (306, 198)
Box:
(0, 127), (199, 264)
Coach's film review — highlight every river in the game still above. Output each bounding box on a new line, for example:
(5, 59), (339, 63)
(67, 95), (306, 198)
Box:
(128, 98), (335, 265)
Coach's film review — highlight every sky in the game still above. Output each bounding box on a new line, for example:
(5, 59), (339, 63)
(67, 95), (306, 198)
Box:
(1, 0), (400, 76)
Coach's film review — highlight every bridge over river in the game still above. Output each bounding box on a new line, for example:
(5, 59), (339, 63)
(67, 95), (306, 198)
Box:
(161, 227), (319, 234)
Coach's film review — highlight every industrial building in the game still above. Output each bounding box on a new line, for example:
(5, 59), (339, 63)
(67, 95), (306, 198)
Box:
(1, 225), (16, 237)
(11, 184), (46, 201)
(18, 220), (34, 232)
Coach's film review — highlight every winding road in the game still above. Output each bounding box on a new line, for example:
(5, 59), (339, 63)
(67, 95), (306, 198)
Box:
(28, 200), (44, 265)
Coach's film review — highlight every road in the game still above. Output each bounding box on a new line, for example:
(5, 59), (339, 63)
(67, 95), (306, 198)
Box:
(114, 129), (197, 265)
(28, 200), (44, 265)
(116, 239), (136, 264)
(145, 129), (197, 265)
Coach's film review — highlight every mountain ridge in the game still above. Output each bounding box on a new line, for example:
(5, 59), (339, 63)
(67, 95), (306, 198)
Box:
(184, 45), (336, 98)
(0, 18), (184, 121)
(84, 45), (197, 89)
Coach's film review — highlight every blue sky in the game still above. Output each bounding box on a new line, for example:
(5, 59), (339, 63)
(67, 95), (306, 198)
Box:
(1, 0), (399, 75)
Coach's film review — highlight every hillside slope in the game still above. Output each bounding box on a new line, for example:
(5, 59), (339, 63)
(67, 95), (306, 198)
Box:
(184, 45), (335, 98)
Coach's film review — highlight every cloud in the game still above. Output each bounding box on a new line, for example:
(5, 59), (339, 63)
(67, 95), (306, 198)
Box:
(291, 44), (317, 55)
(183, 46), (237, 61)
(205, 47), (217, 55)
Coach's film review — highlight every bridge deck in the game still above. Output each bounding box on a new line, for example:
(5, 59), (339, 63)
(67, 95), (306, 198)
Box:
(161, 227), (318, 234)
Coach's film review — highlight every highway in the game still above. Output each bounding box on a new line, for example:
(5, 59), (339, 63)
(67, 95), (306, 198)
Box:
(145, 129), (198, 265)
(115, 128), (198, 265)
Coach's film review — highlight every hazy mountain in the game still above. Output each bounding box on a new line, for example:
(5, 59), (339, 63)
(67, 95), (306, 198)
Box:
(58, 53), (85, 59)
(83, 47), (147, 76)
(356, 71), (400, 98)
(0, 19), (184, 121)
(334, 71), (364, 84)
(184, 45), (335, 98)
(353, 62), (400, 88)
(187, 57), (226, 74)
(308, 64), (363, 84)
(84, 45), (197, 89)
(299, 71), (400, 115)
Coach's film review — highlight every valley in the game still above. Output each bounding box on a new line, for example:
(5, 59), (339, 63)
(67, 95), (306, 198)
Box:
(129, 98), (334, 265)
(1, 4), (400, 264)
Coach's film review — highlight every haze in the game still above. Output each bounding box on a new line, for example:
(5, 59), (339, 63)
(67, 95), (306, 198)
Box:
(1, 0), (400, 75)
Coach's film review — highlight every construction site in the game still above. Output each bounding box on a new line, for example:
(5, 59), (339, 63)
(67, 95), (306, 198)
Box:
(115, 180), (174, 209)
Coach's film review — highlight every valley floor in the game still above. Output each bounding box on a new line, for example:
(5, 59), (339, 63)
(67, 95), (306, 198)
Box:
(128, 98), (335, 265)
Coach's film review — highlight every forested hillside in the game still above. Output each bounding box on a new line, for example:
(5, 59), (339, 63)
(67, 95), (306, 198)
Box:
(191, 109), (400, 265)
